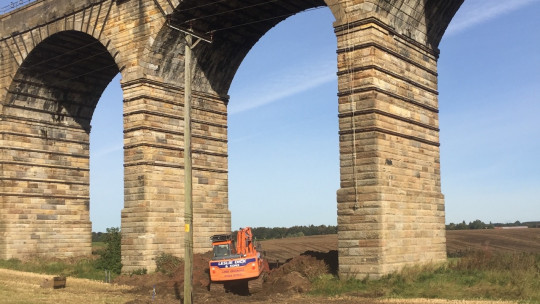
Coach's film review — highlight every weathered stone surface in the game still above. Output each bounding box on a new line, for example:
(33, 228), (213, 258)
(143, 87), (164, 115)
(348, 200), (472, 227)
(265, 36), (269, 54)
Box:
(0, 0), (462, 277)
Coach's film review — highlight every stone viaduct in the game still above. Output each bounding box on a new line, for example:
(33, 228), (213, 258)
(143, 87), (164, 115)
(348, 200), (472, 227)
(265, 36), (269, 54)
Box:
(0, 0), (463, 277)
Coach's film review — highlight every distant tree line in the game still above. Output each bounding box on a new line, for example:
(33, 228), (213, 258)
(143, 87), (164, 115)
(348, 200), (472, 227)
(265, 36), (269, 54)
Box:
(446, 220), (494, 230)
(91, 220), (537, 242)
(246, 225), (337, 240)
(446, 220), (539, 230)
(91, 225), (337, 243)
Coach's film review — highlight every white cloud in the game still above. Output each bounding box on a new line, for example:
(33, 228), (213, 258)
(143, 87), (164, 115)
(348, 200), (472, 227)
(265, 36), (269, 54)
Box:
(446, 0), (540, 36)
(228, 60), (336, 115)
(91, 144), (123, 159)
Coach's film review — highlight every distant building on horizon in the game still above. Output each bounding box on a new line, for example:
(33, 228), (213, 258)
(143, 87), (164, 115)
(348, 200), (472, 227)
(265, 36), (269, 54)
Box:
(495, 226), (529, 230)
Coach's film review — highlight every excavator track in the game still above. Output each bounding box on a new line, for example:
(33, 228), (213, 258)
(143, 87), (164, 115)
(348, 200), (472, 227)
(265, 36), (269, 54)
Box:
(247, 274), (264, 294)
(209, 282), (227, 292)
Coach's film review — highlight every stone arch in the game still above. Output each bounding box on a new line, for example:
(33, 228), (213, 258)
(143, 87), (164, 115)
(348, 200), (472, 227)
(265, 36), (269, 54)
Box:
(128, 0), (458, 277)
(0, 1), (124, 79)
(146, 0), (330, 94)
(5, 30), (121, 129)
(142, 0), (345, 88)
(0, 29), (120, 259)
(120, 0), (341, 272)
(423, 0), (464, 49)
(323, 0), (346, 25)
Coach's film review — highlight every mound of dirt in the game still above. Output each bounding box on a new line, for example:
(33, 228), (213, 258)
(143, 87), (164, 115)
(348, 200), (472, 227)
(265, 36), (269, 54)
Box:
(269, 271), (311, 293)
(113, 249), (338, 301)
(264, 250), (336, 294)
(114, 251), (213, 300)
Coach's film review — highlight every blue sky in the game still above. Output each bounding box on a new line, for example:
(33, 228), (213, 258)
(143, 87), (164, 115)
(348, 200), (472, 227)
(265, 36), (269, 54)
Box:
(438, 0), (540, 226)
(2, 1), (538, 231)
(227, 0), (540, 229)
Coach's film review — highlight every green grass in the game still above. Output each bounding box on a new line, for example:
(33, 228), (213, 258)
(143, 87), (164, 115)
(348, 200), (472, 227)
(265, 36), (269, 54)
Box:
(0, 242), (120, 281)
(92, 242), (106, 250)
(310, 251), (540, 303)
(0, 257), (109, 281)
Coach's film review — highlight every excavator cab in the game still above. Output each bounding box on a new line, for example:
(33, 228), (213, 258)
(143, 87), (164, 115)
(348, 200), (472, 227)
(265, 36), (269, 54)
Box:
(213, 243), (231, 258)
(210, 234), (236, 259)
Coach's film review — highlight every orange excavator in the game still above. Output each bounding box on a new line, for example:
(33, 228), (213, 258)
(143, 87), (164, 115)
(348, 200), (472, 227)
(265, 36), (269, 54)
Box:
(208, 227), (268, 293)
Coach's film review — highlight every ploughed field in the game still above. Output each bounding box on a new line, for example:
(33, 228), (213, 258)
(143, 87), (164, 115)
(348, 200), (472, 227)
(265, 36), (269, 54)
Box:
(260, 234), (338, 265)
(260, 228), (540, 263)
(445, 229), (540, 254)
(1, 229), (538, 304)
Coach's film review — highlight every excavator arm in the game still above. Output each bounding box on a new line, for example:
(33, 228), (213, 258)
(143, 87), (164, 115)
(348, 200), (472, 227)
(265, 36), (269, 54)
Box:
(236, 227), (255, 256)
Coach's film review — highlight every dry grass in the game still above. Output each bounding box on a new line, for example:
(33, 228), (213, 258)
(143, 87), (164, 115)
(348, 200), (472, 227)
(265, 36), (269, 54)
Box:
(0, 268), (136, 304)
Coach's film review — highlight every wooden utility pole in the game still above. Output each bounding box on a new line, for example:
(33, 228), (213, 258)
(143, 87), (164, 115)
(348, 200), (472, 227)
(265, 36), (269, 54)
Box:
(183, 32), (194, 304)
(167, 21), (211, 304)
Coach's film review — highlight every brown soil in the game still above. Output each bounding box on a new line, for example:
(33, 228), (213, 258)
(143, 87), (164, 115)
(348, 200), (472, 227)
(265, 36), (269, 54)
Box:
(260, 229), (540, 263)
(112, 229), (539, 303)
(445, 229), (540, 254)
(114, 250), (335, 303)
(114, 251), (213, 301)
(260, 234), (338, 266)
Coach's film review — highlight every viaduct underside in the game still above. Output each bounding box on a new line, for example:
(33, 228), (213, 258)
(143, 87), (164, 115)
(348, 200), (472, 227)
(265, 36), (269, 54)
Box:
(0, 0), (463, 278)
